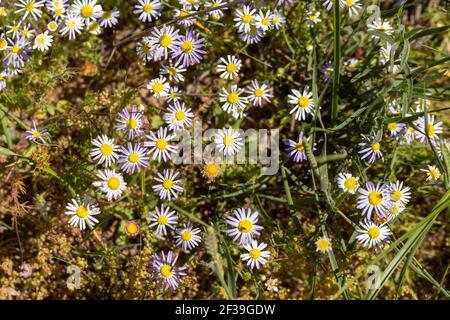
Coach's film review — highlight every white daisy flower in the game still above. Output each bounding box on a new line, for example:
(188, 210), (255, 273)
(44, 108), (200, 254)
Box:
(245, 79), (273, 107)
(174, 8), (195, 27)
(147, 204), (178, 236)
(149, 25), (180, 60)
(345, 58), (359, 71)
(161, 60), (186, 83)
(415, 115), (443, 145)
(217, 55), (241, 80)
(420, 165), (441, 182)
(284, 131), (313, 163)
(356, 219), (392, 249)
(387, 180), (411, 206)
(368, 19), (394, 39)
(337, 172), (360, 194)
(152, 169), (184, 201)
(315, 236), (332, 253)
(136, 36), (162, 62)
(239, 25), (265, 45)
(270, 10), (286, 30)
(144, 127), (177, 162)
(25, 121), (49, 144)
(254, 10), (272, 31)
(234, 5), (256, 33)
(147, 75), (170, 98)
(401, 126), (416, 145)
(357, 181), (391, 219)
(118, 142), (149, 174)
(20, 23), (35, 40)
(358, 134), (384, 163)
(219, 84), (248, 118)
(214, 127), (243, 156)
(175, 223), (202, 251)
(99, 8), (120, 28)
(7, 21), (22, 40)
(33, 31), (53, 51)
(205, 0), (227, 19)
(167, 86), (183, 103)
(133, 0), (162, 23)
(345, 0), (361, 17)
(241, 240), (270, 269)
(60, 13), (85, 40)
(288, 87), (314, 121)
(305, 10), (321, 27)
(15, 0), (45, 21)
(47, 1), (67, 21)
(87, 21), (102, 35)
(180, 0), (201, 10)
(387, 203), (406, 222)
(115, 106), (145, 140)
(90, 135), (119, 167)
(387, 122), (405, 138)
(163, 101), (194, 130)
(226, 207), (263, 245)
(93, 169), (127, 201)
(65, 196), (100, 230)
(71, 0), (103, 25)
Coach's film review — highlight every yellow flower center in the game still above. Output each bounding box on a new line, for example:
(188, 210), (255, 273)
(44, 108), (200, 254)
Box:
(12, 26), (19, 32)
(368, 191), (383, 206)
(33, 131), (42, 138)
(371, 142), (380, 151)
(181, 230), (192, 241)
(11, 46), (20, 54)
(36, 35), (46, 45)
(126, 222), (138, 235)
(103, 11), (112, 19)
(317, 239), (330, 251)
(391, 190), (402, 202)
(430, 169), (439, 180)
(261, 18), (269, 26)
(126, 118), (138, 129)
(143, 3), (153, 13)
(390, 205), (400, 215)
(76, 205), (89, 218)
(238, 219), (253, 233)
(242, 14), (252, 24)
(160, 264), (172, 278)
(49, 22), (58, 30)
(107, 177), (120, 190)
(156, 138), (168, 150)
(67, 20), (76, 29)
(368, 227), (381, 239)
(344, 178), (357, 190)
(159, 34), (172, 48)
(346, 0), (354, 6)
(227, 92), (239, 104)
(254, 88), (264, 97)
(226, 63), (237, 73)
(427, 123), (435, 136)
(387, 122), (397, 131)
(175, 110), (186, 121)
(181, 40), (194, 54)
(100, 143), (113, 156)
(128, 152), (139, 163)
(204, 163), (220, 178)
(298, 96), (310, 108)
(0, 39), (6, 49)
(54, 7), (62, 16)
(163, 179), (174, 189)
(377, 26), (386, 32)
(308, 15), (316, 22)
(152, 82), (163, 93)
(223, 135), (235, 147)
(157, 215), (167, 225)
(26, 3), (34, 11)
(249, 248), (261, 259)
(81, 5), (93, 17)
(22, 30), (29, 37)
(295, 142), (304, 152)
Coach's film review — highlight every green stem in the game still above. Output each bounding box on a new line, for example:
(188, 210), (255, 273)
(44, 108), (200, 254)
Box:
(331, 0), (341, 126)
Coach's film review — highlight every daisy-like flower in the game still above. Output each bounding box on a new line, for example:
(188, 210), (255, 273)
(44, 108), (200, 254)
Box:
(401, 126), (416, 145)
(175, 224), (202, 251)
(65, 196), (100, 230)
(147, 204), (178, 236)
(245, 80), (273, 107)
(241, 240), (270, 269)
(214, 127), (243, 156)
(93, 169), (127, 201)
(33, 31), (53, 51)
(115, 106), (144, 140)
(60, 13), (84, 40)
(90, 135), (119, 167)
(0, 37), (7, 51)
(205, 0), (227, 19)
(124, 221), (140, 237)
(25, 121), (49, 144)
(345, 0), (362, 17)
(357, 181), (391, 219)
(386, 203), (406, 222)
(320, 60), (334, 83)
(270, 10), (286, 30)
(47, 21), (59, 32)
(99, 8), (120, 28)
(368, 19), (394, 39)
(136, 36), (162, 62)
(167, 86), (183, 103)
(219, 85), (248, 118)
(288, 87), (314, 121)
(239, 25), (265, 45)
(20, 23), (35, 40)
(149, 251), (187, 290)
(337, 172), (360, 194)
(163, 101), (194, 130)
(234, 5), (256, 33)
(345, 58), (359, 72)
(254, 10), (272, 31)
(147, 76), (170, 98)
(152, 169), (184, 201)
(87, 21), (101, 35)
(322, 0), (346, 10)
(149, 25), (180, 60)
(226, 207), (263, 245)
(171, 29), (206, 67)
(415, 115), (443, 145)
(284, 131), (313, 163)
(47, 0), (67, 21)
(174, 8), (195, 27)
(217, 55), (241, 80)
(161, 61), (186, 83)
(133, 0), (161, 23)
(15, 0), (45, 21)
(144, 127), (177, 162)
(71, 0), (103, 24)
(304, 10), (321, 27)
(387, 180), (411, 206)
(7, 21), (22, 39)
(0, 6), (6, 17)
(180, 0), (201, 10)
(202, 161), (221, 181)
(315, 236), (332, 253)
(356, 220), (392, 249)
(118, 142), (149, 175)
(421, 165), (441, 182)
(4, 37), (32, 69)
(387, 122), (405, 138)
(358, 134), (384, 163)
